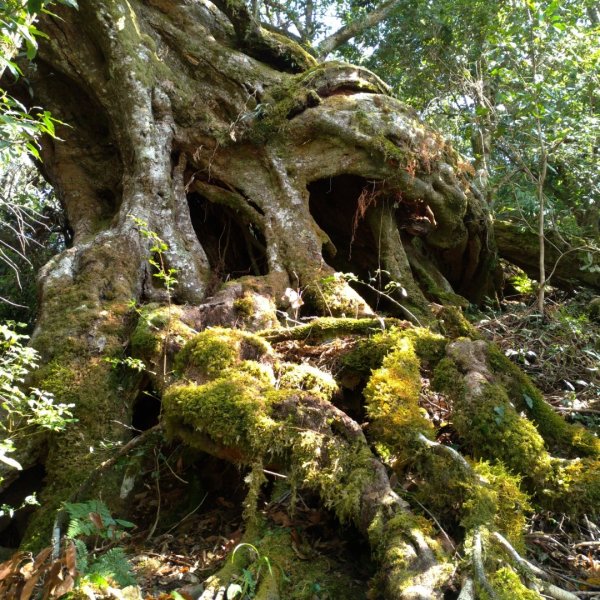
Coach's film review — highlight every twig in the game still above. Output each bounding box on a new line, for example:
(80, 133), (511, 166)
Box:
(416, 433), (474, 475)
(165, 494), (208, 535)
(472, 529), (497, 599)
(457, 578), (475, 600)
(573, 541), (600, 549)
(554, 407), (600, 415)
(492, 532), (579, 600)
(410, 495), (456, 553)
(146, 447), (162, 541)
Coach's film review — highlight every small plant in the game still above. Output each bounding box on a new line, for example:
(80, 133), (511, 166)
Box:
(0, 321), (75, 471)
(0, 499), (136, 599)
(130, 216), (178, 294)
(226, 543), (273, 599)
(104, 355), (149, 374)
(64, 499), (136, 588)
(130, 216), (179, 379)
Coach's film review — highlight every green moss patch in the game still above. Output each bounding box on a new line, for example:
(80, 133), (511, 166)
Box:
(364, 337), (434, 463)
(176, 327), (272, 379)
(276, 362), (338, 400)
(487, 344), (600, 458)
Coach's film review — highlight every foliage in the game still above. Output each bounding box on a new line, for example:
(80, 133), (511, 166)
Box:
(0, 499), (135, 599)
(0, 321), (75, 471)
(0, 0), (78, 160)
(0, 158), (66, 321)
(333, 0), (599, 239)
(73, 543), (137, 589)
(65, 499), (136, 588)
(131, 216), (178, 294)
(0, 0), (76, 291)
(64, 499), (135, 540)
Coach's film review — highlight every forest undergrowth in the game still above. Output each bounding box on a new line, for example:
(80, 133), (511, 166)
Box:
(473, 286), (600, 594)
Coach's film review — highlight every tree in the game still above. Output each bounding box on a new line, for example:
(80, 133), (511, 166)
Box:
(336, 0), (600, 305)
(1, 1), (598, 598)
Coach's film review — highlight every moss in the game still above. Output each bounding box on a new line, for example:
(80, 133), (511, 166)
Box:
(262, 316), (407, 343)
(23, 352), (138, 551)
(130, 305), (168, 359)
(276, 362), (338, 400)
(544, 458), (600, 515)
(233, 294), (255, 318)
(307, 273), (371, 318)
(364, 337), (434, 464)
(432, 357), (464, 395)
(454, 382), (551, 481)
(435, 354), (600, 516)
(403, 328), (447, 365)
(341, 334), (395, 376)
(248, 61), (385, 143)
(163, 371), (274, 452)
(436, 306), (478, 339)
(259, 28), (318, 72)
(487, 344), (600, 457)
(487, 567), (542, 600)
(342, 326), (446, 377)
(289, 426), (377, 523)
(589, 297), (600, 322)
(462, 462), (530, 550)
(176, 327), (271, 378)
(368, 509), (452, 597)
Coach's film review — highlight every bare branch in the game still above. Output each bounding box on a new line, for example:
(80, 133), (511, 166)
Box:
(316, 0), (403, 58)
(492, 532), (579, 600)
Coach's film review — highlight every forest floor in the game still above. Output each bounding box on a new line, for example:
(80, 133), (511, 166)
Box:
(474, 288), (600, 597)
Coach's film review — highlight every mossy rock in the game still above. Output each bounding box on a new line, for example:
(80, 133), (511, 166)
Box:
(487, 567), (543, 600)
(588, 296), (600, 322)
(175, 327), (272, 379)
(163, 370), (276, 453)
(342, 326), (446, 376)
(276, 362), (338, 400)
(487, 344), (600, 457)
(130, 304), (196, 364)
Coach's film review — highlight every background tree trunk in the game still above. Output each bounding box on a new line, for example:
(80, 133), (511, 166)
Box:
(494, 220), (600, 292)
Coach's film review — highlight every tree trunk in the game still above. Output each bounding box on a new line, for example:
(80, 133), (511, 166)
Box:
(2, 2), (597, 598)
(494, 220), (600, 292)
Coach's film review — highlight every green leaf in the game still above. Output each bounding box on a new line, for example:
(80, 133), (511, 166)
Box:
(26, 0), (45, 14)
(523, 393), (534, 409)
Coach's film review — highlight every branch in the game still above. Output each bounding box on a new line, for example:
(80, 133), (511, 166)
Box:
(316, 0), (403, 58)
(262, 0), (307, 41)
(472, 529), (498, 600)
(492, 532), (579, 600)
(260, 21), (304, 45)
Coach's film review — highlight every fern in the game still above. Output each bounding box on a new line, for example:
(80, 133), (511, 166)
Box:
(74, 539), (89, 574)
(89, 547), (136, 588)
(64, 499), (134, 540)
(64, 499), (137, 589)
